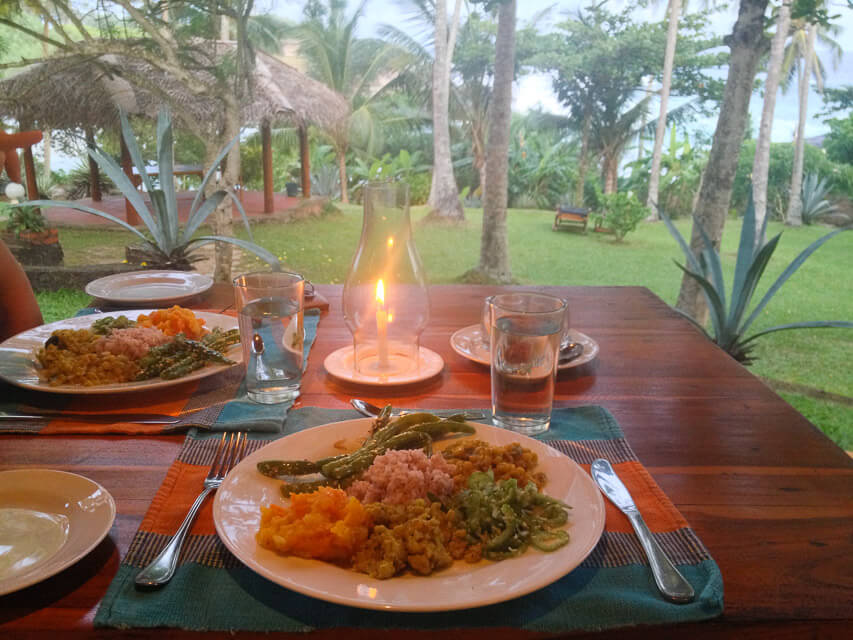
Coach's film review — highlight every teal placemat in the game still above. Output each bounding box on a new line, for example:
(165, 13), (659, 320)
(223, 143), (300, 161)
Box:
(95, 406), (723, 632)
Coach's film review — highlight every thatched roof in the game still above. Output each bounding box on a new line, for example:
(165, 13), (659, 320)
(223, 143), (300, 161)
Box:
(0, 42), (349, 135)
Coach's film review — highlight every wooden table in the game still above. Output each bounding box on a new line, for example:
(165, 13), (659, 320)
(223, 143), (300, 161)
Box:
(1, 284), (851, 639)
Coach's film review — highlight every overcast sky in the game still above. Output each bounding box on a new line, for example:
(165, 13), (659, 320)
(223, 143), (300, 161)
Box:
(276, 0), (853, 145)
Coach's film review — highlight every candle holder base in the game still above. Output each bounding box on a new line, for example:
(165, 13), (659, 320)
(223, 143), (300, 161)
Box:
(324, 345), (444, 386)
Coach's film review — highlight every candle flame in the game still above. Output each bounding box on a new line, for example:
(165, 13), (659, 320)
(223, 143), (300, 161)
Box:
(387, 312), (394, 323)
(387, 236), (394, 248)
(375, 279), (385, 305)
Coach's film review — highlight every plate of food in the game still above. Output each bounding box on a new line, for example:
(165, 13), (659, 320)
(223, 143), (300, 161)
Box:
(451, 325), (600, 370)
(0, 469), (116, 596)
(213, 414), (605, 611)
(0, 306), (241, 394)
(85, 270), (213, 306)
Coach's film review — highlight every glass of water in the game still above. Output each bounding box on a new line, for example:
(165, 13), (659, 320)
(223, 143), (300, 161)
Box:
(233, 271), (305, 405)
(489, 292), (567, 435)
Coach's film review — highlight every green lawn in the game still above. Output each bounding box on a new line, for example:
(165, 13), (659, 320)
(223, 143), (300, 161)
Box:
(39, 204), (853, 449)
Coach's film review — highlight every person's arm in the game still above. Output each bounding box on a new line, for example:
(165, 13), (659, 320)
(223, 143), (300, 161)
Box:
(0, 238), (43, 340)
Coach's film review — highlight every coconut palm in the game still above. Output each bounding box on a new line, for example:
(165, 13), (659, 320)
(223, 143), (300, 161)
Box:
(646, 0), (682, 218)
(294, 0), (409, 203)
(751, 0), (793, 240)
(782, 14), (842, 226)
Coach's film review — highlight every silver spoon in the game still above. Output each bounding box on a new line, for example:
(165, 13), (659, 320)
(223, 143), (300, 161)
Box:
(559, 341), (584, 365)
(350, 399), (486, 421)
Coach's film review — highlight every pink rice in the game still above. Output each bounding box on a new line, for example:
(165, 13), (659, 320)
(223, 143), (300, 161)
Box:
(93, 326), (170, 360)
(347, 449), (455, 505)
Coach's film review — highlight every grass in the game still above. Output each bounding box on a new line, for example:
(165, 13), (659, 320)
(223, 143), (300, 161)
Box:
(42, 205), (853, 449)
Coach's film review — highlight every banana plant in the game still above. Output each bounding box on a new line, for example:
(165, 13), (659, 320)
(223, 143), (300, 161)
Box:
(662, 191), (852, 363)
(22, 108), (280, 270)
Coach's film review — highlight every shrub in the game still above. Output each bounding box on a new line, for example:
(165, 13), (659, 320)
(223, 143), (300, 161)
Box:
(591, 192), (648, 241)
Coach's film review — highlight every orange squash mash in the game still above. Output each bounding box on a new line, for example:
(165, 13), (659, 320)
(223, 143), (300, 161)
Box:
(136, 306), (207, 340)
(256, 487), (370, 563)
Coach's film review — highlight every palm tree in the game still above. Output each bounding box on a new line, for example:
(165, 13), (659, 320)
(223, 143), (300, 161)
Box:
(751, 0), (792, 239)
(783, 15), (841, 226)
(295, 0), (408, 203)
(646, 0), (682, 218)
(593, 97), (652, 194)
(475, 0), (516, 283)
(427, 0), (465, 221)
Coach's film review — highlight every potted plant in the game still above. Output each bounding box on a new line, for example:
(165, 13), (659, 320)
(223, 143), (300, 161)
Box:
(2, 202), (63, 265)
(20, 108), (280, 271)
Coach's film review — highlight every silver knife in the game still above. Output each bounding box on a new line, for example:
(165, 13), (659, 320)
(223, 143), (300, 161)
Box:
(590, 458), (695, 604)
(0, 411), (181, 424)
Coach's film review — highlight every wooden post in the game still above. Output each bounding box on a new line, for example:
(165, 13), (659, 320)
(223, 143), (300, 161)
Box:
(119, 134), (142, 226)
(22, 146), (39, 203)
(299, 125), (310, 198)
(261, 120), (274, 214)
(85, 128), (102, 202)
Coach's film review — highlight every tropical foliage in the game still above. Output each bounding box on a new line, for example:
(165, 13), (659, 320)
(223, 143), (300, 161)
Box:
(22, 110), (279, 270)
(662, 191), (852, 363)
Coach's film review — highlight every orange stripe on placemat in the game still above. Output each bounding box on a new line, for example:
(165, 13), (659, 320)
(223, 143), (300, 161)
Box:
(140, 460), (219, 536)
(39, 380), (201, 434)
(581, 461), (689, 535)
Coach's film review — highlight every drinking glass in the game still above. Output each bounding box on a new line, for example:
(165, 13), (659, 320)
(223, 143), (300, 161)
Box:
(489, 293), (567, 435)
(482, 295), (571, 351)
(233, 271), (305, 405)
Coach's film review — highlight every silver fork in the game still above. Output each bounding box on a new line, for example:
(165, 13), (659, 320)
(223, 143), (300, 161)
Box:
(135, 432), (247, 588)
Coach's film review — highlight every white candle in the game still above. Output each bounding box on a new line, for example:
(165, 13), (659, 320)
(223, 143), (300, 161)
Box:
(375, 279), (389, 369)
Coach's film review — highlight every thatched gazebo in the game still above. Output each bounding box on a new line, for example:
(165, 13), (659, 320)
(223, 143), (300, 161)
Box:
(0, 44), (349, 214)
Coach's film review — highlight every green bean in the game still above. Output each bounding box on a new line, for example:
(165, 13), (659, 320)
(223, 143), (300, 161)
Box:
(280, 478), (339, 497)
(410, 419), (476, 438)
(258, 455), (346, 478)
(373, 413), (441, 444)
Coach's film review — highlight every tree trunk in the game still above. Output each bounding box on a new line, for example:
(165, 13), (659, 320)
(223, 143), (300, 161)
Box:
(646, 0), (682, 219)
(603, 152), (619, 195)
(41, 20), (51, 183)
(209, 104), (239, 283)
(337, 148), (349, 204)
(752, 0), (792, 240)
(786, 24), (816, 227)
(574, 113), (591, 206)
(675, 0), (769, 321)
(427, 0), (465, 221)
(477, 0), (515, 283)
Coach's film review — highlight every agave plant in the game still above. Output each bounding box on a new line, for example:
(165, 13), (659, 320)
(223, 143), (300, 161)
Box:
(22, 109), (279, 270)
(800, 173), (837, 225)
(662, 191), (852, 364)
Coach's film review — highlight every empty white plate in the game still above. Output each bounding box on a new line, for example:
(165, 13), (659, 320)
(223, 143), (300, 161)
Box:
(85, 270), (213, 306)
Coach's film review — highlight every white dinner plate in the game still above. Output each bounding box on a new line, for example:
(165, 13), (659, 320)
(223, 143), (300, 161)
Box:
(0, 469), (116, 596)
(0, 310), (241, 394)
(85, 270), (213, 306)
(450, 324), (600, 370)
(213, 418), (606, 612)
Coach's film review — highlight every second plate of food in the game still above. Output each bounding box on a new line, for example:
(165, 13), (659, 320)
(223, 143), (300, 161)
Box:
(213, 418), (605, 612)
(0, 309), (241, 394)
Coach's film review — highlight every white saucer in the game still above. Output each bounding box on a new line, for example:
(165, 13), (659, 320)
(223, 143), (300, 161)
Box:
(324, 345), (444, 386)
(450, 324), (599, 370)
(85, 270), (213, 306)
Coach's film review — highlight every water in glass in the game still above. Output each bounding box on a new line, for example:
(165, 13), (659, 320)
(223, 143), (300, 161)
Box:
(238, 296), (303, 405)
(491, 314), (561, 435)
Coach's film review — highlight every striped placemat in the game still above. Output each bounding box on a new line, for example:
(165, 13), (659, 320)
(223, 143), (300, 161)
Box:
(95, 406), (723, 633)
